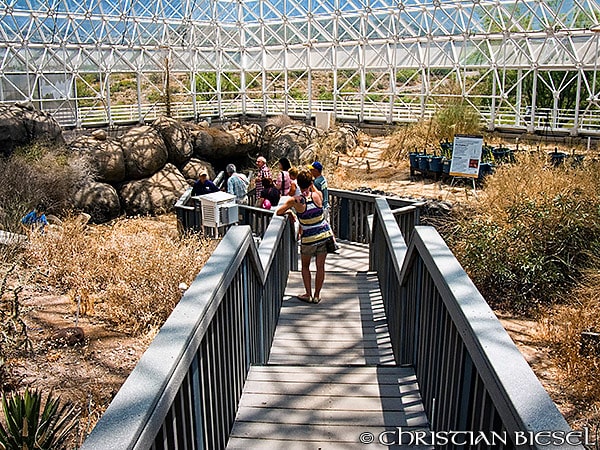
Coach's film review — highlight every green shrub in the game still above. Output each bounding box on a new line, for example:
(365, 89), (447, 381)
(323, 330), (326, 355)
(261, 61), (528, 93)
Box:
(440, 153), (600, 312)
(0, 388), (78, 450)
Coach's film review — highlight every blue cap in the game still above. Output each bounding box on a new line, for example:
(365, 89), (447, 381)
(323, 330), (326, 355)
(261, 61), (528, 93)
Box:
(310, 161), (323, 172)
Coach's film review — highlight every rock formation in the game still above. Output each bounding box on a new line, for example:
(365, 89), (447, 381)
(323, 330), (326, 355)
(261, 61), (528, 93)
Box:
(73, 181), (121, 223)
(120, 125), (169, 179)
(119, 163), (188, 216)
(152, 116), (194, 166)
(2, 104), (360, 222)
(70, 135), (126, 183)
(0, 102), (64, 156)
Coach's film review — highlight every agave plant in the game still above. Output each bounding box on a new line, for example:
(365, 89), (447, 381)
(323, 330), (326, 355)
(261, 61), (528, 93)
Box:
(0, 388), (79, 450)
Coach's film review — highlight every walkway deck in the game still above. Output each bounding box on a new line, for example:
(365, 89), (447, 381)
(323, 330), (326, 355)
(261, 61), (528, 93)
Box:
(227, 241), (430, 449)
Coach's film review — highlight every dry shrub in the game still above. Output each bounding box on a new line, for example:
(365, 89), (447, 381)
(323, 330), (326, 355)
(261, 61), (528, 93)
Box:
(383, 103), (482, 161)
(25, 215), (216, 335)
(383, 121), (437, 161)
(537, 267), (600, 427)
(308, 132), (344, 165)
(0, 143), (91, 233)
(440, 152), (600, 312)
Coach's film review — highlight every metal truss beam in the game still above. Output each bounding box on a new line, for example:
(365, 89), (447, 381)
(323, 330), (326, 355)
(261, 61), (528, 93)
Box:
(2, 0), (600, 134)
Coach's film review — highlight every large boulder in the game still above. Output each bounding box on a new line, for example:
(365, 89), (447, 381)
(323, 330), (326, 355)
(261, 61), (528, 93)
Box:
(264, 124), (324, 160)
(327, 125), (360, 154)
(152, 116), (194, 166)
(227, 123), (262, 147)
(180, 158), (215, 181)
(0, 102), (64, 156)
(120, 125), (168, 179)
(192, 127), (236, 158)
(119, 163), (188, 216)
(189, 124), (260, 160)
(73, 181), (121, 223)
(70, 135), (126, 183)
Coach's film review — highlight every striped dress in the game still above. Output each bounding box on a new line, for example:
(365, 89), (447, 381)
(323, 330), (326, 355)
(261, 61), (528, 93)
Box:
(297, 193), (333, 246)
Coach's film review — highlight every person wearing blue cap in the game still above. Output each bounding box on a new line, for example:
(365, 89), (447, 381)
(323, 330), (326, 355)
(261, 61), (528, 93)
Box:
(309, 161), (328, 212)
(309, 161), (339, 252)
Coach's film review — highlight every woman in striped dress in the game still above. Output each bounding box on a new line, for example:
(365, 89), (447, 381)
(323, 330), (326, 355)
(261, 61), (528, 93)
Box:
(276, 169), (333, 304)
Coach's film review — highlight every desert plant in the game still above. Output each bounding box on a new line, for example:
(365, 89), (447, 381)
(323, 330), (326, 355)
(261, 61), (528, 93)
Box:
(439, 153), (600, 312)
(0, 388), (79, 450)
(536, 264), (600, 428)
(432, 102), (481, 142)
(25, 215), (215, 335)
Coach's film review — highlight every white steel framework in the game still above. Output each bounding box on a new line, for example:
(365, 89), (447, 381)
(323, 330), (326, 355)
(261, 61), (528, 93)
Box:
(2, 0), (600, 134)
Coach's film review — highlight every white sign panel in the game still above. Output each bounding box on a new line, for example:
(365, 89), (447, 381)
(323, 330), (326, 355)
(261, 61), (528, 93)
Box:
(449, 135), (484, 178)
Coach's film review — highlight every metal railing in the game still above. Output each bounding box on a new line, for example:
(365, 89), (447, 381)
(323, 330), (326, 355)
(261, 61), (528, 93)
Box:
(370, 197), (581, 449)
(80, 216), (297, 450)
(329, 188), (417, 243)
(176, 187), (420, 243)
(35, 98), (600, 134)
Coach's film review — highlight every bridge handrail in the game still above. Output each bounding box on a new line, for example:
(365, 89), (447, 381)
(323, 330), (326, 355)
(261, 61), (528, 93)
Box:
(81, 216), (296, 449)
(370, 197), (580, 449)
(175, 187), (421, 243)
(329, 188), (417, 243)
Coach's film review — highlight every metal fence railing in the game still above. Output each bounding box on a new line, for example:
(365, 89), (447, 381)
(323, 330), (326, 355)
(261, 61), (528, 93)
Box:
(329, 188), (418, 243)
(370, 197), (581, 450)
(33, 98), (600, 135)
(80, 216), (297, 449)
(176, 187), (422, 244)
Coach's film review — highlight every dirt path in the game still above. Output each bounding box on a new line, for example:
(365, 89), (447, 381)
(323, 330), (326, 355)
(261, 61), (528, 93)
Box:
(335, 136), (480, 203)
(10, 287), (154, 445)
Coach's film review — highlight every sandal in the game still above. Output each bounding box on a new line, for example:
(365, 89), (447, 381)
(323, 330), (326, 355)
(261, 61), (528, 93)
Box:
(297, 293), (312, 302)
(310, 297), (321, 304)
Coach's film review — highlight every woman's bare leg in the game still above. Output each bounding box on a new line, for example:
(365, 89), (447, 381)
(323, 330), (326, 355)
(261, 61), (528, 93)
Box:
(313, 252), (327, 299)
(301, 253), (312, 297)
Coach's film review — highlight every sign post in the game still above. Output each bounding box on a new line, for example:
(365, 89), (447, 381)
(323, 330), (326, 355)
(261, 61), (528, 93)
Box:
(449, 134), (484, 191)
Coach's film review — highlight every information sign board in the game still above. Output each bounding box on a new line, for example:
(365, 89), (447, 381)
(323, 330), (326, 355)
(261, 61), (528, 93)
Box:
(449, 135), (484, 178)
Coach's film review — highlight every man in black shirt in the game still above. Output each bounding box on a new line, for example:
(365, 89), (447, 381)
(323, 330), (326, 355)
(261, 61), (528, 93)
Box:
(191, 172), (219, 196)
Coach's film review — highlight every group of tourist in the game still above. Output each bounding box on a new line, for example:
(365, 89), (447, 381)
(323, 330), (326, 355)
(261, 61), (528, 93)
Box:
(190, 163), (251, 203)
(191, 156), (337, 305)
(192, 156), (330, 215)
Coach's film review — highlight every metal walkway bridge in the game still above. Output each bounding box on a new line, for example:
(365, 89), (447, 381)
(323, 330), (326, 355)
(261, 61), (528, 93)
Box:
(227, 246), (428, 449)
(81, 190), (581, 450)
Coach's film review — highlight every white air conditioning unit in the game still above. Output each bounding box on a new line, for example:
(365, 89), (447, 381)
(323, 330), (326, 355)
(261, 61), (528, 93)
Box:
(198, 191), (238, 227)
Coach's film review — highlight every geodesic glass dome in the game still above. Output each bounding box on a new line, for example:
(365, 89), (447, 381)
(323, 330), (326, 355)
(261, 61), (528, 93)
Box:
(1, 0), (600, 135)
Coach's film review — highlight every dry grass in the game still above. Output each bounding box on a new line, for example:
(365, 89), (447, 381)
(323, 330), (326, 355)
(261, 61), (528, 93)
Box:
(437, 150), (600, 428)
(537, 268), (600, 428)
(440, 151), (600, 312)
(24, 215), (216, 335)
(383, 121), (438, 160)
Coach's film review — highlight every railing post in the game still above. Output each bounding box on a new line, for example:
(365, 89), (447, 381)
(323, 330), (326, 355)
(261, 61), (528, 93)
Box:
(190, 357), (205, 449)
(411, 255), (423, 366)
(339, 197), (350, 241)
(242, 257), (252, 369)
